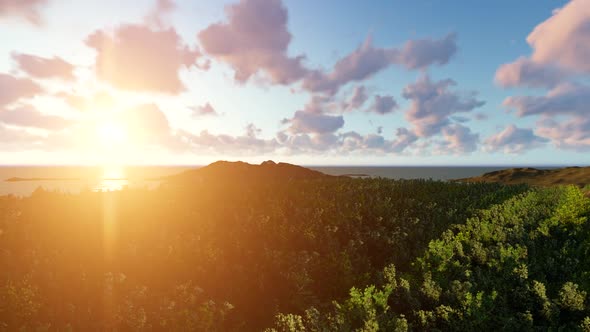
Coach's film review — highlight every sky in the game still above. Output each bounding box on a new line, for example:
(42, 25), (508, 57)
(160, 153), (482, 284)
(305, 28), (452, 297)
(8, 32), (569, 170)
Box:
(1, 0), (589, 166)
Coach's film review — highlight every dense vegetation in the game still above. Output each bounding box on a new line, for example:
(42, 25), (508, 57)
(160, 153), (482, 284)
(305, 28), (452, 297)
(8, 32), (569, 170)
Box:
(0, 177), (529, 331)
(269, 185), (590, 331)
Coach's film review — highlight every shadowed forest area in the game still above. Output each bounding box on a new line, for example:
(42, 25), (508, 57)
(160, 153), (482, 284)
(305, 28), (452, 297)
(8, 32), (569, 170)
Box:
(1, 163), (590, 330)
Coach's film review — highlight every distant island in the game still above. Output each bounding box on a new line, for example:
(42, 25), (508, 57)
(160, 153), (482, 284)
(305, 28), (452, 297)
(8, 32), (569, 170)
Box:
(456, 166), (590, 187)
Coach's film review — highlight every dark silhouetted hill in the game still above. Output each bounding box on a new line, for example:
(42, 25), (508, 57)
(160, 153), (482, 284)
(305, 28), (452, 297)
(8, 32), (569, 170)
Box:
(456, 166), (590, 187)
(167, 160), (332, 183)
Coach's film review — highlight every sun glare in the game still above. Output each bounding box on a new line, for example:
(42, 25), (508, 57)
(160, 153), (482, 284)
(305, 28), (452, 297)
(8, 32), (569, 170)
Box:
(93, 118), (133, 166)
(97, 122), (127, 148)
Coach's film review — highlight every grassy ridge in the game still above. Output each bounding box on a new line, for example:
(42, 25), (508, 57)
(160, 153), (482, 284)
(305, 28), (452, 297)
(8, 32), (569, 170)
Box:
(456, 166), (590, 187)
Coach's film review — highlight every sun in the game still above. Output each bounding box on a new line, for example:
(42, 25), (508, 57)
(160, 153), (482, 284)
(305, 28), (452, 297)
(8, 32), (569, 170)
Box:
(94, 120), (130, 167)
(96, 121), (128, 148)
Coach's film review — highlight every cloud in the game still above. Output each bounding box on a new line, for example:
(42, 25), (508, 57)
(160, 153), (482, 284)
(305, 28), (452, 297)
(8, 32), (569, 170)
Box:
(190, 102), (219, 117)
(495, 1), (590, 152)
(56, 91), (114, 111)
(527, 0), (590, 73)
(110, 103), (188, 152)
(394, 33), (457, 70)
(0, 123), (44, 148)
(0, 105), (71, 130)
(331, 128), (415, 154)
(198, 0), (307, 85)
(86, 24), (203, 93)
(390, 127), (418, 153)
(301, 95), (332, 114)
(450, 115), (470, 123)
(12, 53), (75, 80)
(0, 73), (42, 107)
(281, 129), (418, 155)
(303, 33), (457, 95)
(503, 82), (590, 117)
(303, 36), (394, 94)
(403, 75), (485, 137)
(198, 0), (456, 94)
(495, 57), (569, 88)
(286, 110), (344, 134)
(184, 126), (279, 155)
(495, 0), (590, 88)
(474, 113), (488, 121)
(536, 117), (590, 151)
(367, 94), (397, 115)
(119, 104), (171, 141)
(342, 85), (368, 111)
(436, 123), (479, 154)
(145, 0), (175, 27)
(0, 0), (47, 24)
(484, 124), (548, 154)
(340, 131), (387, 151)
(275, 132), (335, 152)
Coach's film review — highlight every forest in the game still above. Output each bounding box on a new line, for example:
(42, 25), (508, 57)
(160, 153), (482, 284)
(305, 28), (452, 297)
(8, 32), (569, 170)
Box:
(1, 175), (589, 331)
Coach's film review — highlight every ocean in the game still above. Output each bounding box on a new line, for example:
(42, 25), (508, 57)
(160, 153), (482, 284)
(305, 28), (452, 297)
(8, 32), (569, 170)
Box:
(0, 165), (543, 197)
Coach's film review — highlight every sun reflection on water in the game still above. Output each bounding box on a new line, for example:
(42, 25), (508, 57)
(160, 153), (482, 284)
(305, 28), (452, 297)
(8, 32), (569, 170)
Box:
(95, 165), (129, 192)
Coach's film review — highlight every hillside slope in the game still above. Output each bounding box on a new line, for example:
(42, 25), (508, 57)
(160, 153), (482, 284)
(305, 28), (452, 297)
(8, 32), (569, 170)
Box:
(168, 160), (332, 184)
(456, 166), (590, 187)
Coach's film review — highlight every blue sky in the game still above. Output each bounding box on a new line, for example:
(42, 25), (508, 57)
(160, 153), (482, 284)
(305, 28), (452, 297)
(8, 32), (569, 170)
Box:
(0, 0), (588, 165)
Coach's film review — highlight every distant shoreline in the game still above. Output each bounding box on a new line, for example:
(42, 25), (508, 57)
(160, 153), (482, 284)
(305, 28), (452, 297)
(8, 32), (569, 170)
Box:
(4, 177), (135, 182)
(5, 177), (81, 182)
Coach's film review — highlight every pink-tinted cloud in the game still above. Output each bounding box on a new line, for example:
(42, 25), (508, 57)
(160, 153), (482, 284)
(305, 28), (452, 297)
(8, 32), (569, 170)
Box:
(536, 117), (590, 152)
(145, 0), (175, 27)
(285, 110), (344, 134)
(190, 102), (219, 117)
(115, 104), (191, 151)
(437, 123), (479, 154)
(495, 57), (568, 88)
(0, 105), (71, 130)
(527, 0), (590, 73)
(0, 73), (42, 107)
(495, 0), (590, 88)
(0, 123), (44, 148)
(367, 94), (397, 115)
(0, 0), (47, 24)
(484, 124), (548, 154)
(56, 91), (114, 111)
(394, 33), (457, 70)
(199, 0), (456, 93)
(86, 24), (203, 93)
(120, 104), (171, 141)
(390, 127), (418, 153)
(340, 131), (389, 152)
(198, 0), (307, 85)
(12, 53), (75, 80)
(303, 36), (394, 94)
(503, 83), (590, 117)
(494, 1), (590, 152)
(403, 75), (484, 137)
(474, 113), (488, 121)
(184, 126), (279, 155)
(303, 34), (457, 95)
(342, 86), (368, 111)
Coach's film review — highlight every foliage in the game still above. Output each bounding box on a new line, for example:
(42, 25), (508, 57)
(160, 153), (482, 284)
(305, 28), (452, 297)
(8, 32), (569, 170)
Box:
(0, 178), (527, 330)
(271, 185), (590, 331)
